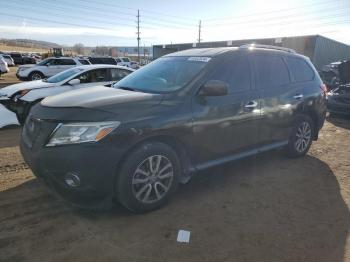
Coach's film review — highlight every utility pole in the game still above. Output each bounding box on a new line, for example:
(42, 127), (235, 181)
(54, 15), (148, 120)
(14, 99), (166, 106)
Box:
(197, 20), (202, 44)
(136, 9), (141, 63)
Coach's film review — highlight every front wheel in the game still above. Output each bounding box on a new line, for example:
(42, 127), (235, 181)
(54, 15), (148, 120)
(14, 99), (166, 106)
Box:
(286, 115), (314, 157)
(116, 142), (180, 213)
(29, 71), (44, 81)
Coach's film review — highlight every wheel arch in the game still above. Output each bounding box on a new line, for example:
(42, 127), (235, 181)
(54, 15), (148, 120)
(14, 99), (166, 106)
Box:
(114, 134), (193, 192)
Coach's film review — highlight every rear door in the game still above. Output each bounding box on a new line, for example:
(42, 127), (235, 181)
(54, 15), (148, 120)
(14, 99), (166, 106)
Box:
(191, 54), (261, 164)
(253, 54), (304, 145)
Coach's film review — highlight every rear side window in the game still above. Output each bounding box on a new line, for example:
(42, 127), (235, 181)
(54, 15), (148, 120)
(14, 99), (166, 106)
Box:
(286, 57), (314, 82)
(254, 55), (290, 88)
(209, 56), (251, 93)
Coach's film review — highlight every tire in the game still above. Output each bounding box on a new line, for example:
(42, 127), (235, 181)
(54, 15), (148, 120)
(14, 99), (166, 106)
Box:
(116, 142), (181, 213)
(286, 115), (314, 158)
(17, 100), (40, 125)
(28, 71), (44, 81)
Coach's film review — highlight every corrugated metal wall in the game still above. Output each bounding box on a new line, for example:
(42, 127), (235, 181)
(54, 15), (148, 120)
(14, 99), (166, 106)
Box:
(313, 36), (350, 69)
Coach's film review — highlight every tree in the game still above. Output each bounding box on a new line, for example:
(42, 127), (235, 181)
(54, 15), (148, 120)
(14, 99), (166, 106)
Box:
(72, 43), (85, 55)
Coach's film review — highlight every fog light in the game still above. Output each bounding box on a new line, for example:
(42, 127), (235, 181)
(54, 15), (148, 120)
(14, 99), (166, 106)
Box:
(64, 173), (81, 187)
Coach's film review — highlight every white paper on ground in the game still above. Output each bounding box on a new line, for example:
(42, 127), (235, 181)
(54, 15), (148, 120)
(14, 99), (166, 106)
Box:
(0, 104), (19, 128)
(177, 230), (190, 243)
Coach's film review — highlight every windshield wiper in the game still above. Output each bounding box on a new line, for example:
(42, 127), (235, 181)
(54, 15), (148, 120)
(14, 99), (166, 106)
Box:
(118, 86), (136, 92)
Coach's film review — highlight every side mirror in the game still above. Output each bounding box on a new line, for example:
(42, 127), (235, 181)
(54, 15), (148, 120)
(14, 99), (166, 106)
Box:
(199, 80), (229, 96)
(68, 79), (80, 85)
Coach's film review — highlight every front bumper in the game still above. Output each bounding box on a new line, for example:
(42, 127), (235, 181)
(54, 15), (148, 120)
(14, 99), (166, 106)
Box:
(20, 122), (128, 208)
(16, 72), (29, 81)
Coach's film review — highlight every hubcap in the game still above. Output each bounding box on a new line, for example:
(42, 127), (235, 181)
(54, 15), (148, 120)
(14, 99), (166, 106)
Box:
(295, 121), (311, 152)
(132, 155), (174, 204)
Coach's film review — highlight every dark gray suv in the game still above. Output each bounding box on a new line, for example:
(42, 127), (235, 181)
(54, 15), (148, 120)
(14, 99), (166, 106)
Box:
(20, 45), (327, 212)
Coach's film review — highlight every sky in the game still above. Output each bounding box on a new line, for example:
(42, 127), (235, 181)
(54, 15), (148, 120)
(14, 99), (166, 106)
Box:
(0, 0), (349, 47)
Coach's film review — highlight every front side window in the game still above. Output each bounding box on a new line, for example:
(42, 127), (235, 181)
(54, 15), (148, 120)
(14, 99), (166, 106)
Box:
(122, 58), (130, 62)
(114, 56), (208, 93)
(254, 55), (290, 89)
(37, 58), (53, 66)
(208, 56), (251, 93)
(110, 68), (131, 81)
(46, 68), (84, 83)
(286, 57), (314, 82)
(76, 69), (110, 83)
(56, 59), (76, 65)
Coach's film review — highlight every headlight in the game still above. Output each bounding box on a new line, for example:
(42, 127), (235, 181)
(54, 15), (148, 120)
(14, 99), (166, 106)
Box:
(46, 121), (120, 147)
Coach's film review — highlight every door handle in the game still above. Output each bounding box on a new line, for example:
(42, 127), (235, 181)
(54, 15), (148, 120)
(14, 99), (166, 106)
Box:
(293, 94), (304, 99)
(244, 101), (258, 109)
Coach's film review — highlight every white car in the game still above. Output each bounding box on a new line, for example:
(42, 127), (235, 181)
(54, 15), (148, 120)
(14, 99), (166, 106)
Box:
(0, 54), (15, 67)
(0, 57), (9, 76)
(0, 64), (134, 124)
(116, 57), (132, 67)
(16, 57), (91, 81)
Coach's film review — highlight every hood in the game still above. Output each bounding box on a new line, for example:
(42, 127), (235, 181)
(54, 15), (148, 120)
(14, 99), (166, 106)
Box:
(0, 80), (55, 97)
(41, 86), (163, 110)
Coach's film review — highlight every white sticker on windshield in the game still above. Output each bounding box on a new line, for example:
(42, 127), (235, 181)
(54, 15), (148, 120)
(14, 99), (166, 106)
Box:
(188, 57), (211, 62)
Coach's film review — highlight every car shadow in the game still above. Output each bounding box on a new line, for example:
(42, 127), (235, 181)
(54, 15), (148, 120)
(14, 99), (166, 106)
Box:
(0, 151), (349, 262)
(327, 114), (350, 130)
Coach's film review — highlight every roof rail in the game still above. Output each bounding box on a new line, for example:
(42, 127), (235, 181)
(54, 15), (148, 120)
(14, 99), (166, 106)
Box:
(240, 44), (296, 53)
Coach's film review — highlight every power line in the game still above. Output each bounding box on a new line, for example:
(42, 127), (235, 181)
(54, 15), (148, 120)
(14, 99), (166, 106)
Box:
(203, 0), (345, 22)
(78, 0), (198, 22)
(204, 12), (350, 28)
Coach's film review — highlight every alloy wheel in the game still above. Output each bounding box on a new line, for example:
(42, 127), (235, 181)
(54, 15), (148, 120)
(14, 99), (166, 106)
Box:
(294, 121), (312, 153)
(31, 73), (42, 80)
(132, 155), (174, 204)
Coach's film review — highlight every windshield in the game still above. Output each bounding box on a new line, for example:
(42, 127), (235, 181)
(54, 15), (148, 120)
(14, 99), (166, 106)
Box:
(46, 68), (84, 83)
(122, 58), (130, 62)
(114, 57), (208, 93)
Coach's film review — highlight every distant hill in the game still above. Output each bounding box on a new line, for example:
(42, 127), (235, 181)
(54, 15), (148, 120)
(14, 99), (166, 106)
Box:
(0, 38), (61, 50)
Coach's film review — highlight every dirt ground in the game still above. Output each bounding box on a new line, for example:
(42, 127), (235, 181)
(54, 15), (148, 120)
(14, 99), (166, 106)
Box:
(1, 116), (350, 262)
(0, 66), (20, 87)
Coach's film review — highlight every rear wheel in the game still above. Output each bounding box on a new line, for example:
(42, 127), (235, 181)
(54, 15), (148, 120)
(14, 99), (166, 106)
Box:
(286, 115), (314, 157)
(29, 71), (44, 81)
(116, 142), (180, 213)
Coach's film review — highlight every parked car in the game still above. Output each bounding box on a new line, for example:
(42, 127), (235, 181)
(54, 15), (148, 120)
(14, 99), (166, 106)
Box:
(20, 45), (327, 212)
(16, 57), (91, 81)
(0, 57), (9, 77)
(22, 56), (37, 64)
(116, 57), (133, 68)
(89, 56), (118, 65)
(319, 60), (350, 90)
(10, 52), (24, 65)
(327, 84), (350, 115)
(0, 54), (15, 66)
(0, 65), (133, 124)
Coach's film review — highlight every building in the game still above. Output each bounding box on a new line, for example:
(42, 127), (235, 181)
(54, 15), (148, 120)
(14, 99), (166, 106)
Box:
(153, 35), (350, 69)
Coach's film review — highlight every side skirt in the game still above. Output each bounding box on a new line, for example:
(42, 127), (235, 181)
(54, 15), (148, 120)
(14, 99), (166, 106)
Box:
(191, 141), (288, 172)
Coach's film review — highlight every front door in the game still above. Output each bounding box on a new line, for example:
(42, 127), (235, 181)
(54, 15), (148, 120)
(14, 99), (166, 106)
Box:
(190, 54), (261, 165)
